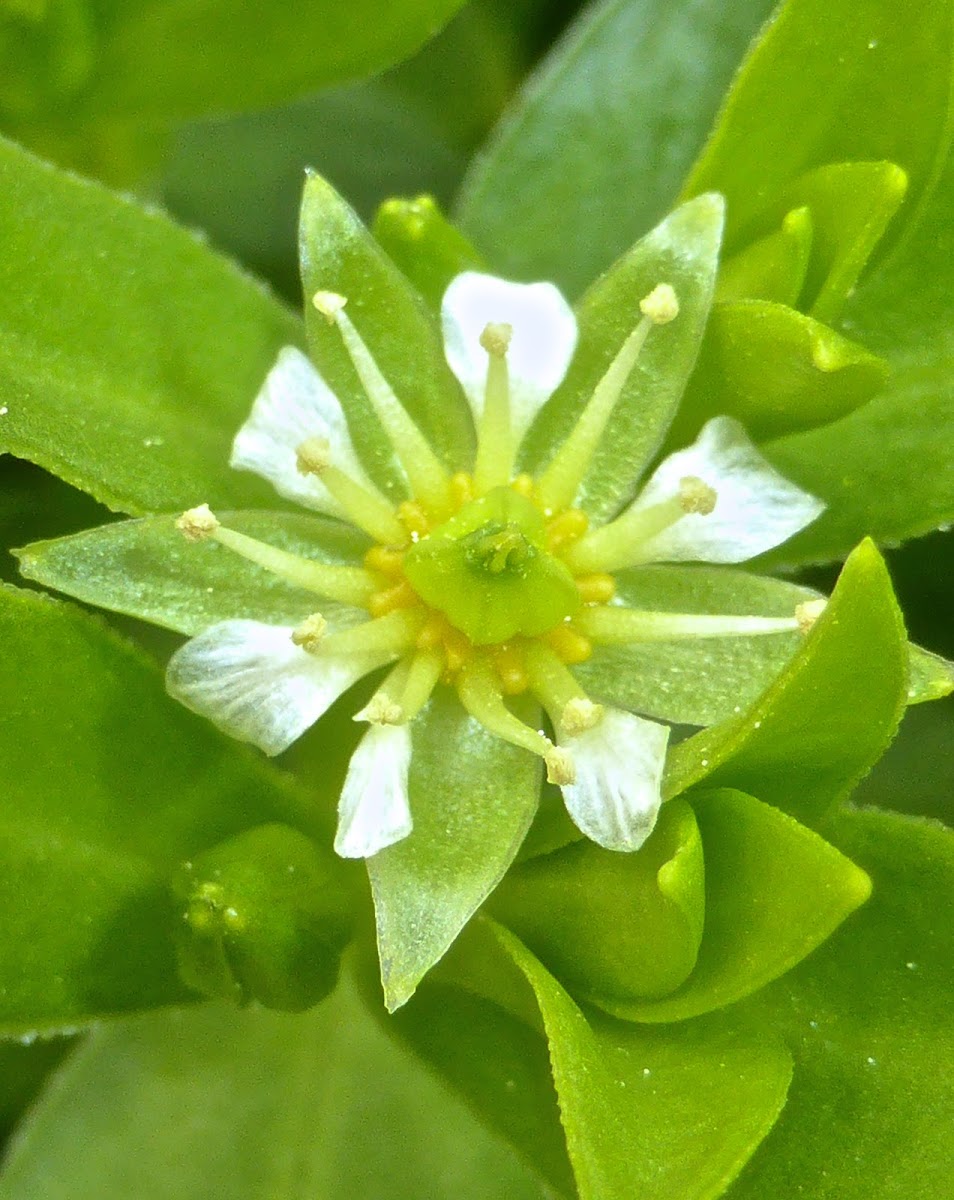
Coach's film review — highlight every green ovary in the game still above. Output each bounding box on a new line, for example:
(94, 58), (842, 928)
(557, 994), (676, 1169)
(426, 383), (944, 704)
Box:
(403, 487), (581, 645)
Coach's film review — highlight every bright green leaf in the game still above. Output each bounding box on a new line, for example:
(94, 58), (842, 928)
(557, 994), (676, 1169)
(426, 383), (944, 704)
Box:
(0, 135), (298, 515)
(665, 540), (908, 827)
(490, 799), (705, 1002)
(0, 582), (337, 1035)
(373, 194), (484, 309)
(682, 0), (954, 255)
(457, 0), (776, 294)
(0, 974), (543, 1200)
(729, 809), (954, 1198)
(299, 171), (474, 496)
(520, 194), (724, 522)
(15, 511), (370, 635)
(716, 206), (813, 306)
(907, 643), (954, 704)
(605, 789), (871, 1023)
(367, 689), (542, 1011)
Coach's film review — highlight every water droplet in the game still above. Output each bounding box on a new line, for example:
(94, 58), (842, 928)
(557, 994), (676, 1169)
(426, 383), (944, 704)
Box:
(868, 38), (879, 49)
(906, 961), (918, 971)
(143, 436), (165, 448)
(866, 1055), (878, 1066)
(642, 1068), (652, 1078)
(0, 406), (8, 416)
(753, 720), (762, 729)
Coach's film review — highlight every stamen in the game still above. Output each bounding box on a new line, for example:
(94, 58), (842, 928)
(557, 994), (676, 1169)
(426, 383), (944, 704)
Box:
(397, 500), (431, 540)
(457, 656), (554, 764)
(576, 605), (802, 643)
(179, 514), (378, 607)
(510, 474), (535, 499)
(321, 608), (426, 658)
(367, 579), (420, 618)
(575, 573), (616, 604)
(312, 290), (452, 514)
(524, 642), (603, 740)
(296, 436), (407, 545)
(396, 648), (444, 720)
(545, 745), (576, 786)
(493, 642), (529, 695)
(290, 612), (328, 653)
(546, 508), (589, 551)
(561, 697), (604, 736)
(536, 283), (679, 512)
(356, 694), (405, 726)
(450, 472), (474, 509)
(545, 623), (593, 664)
(364, 546), (405, 577)
(796, 598), (827, 633)
(473, 321), (516, 494)
(565, 479), (718, 575)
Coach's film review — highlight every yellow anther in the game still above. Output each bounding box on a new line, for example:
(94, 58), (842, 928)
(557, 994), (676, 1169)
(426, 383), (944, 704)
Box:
(415, 615), (446, 651)
(678, 475), (717, 515)
(442, 627), (472, 676)
(367, 580), (420, 618)
(546, 624), (593, 665)
(561, 697), (604, 736)
(290, 612), (328, 654)
(796, 597), (827, 633)
(510, 474), (535, 498)
(398, 500), (431, 538)
(356, 694), (405, 726)
(639, 282), (680, 325)
(312, 290), (348, 322)
(493, 642), (529, 695)
(546, 508), (590, 550)
(479, 322), (513, 357)
(450, 472), (475, 510)
(176, 504), (219, 542)
(575, 573), (617, 604)
(364, 545), (405, 578)
(544, 744), (576, 786)
(295, 436), (331, 476)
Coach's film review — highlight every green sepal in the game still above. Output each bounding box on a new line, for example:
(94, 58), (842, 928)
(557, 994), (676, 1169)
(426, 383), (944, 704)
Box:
(299, 171), (474, 496)
(717, 207), (813, 306)
(665, 540), (908, 828)
(669, 299), (889, 444)
(373, 194), (484, 309)
(171, 824), (352, 1013)
(15, 511), (371, 635)
(489, 798), (704, 1002)
(602, 790), (871, 1024)
(519, 194), (724, 521)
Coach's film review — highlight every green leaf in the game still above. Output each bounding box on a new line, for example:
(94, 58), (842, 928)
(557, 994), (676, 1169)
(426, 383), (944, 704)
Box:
(490, 799), (705, 1002)
(604, 789), (871, 1023)
(367, 688), (542, 1011)
(457, 0), (776, 294)
(0, 135), (298, 515)
(70, 0), (469, 123)
(489, 922), (793, 1200)
(577, 564), (816, 727)
(668, 299), (889, 444)
(0, 582), (339, 1035)
(908, 643), (954, 704)
(0, 973), (543, 1200)
(716, 207), (813, 306)
(15, 511), (370, 635)
(665, 540), (908, 827)
(729, 809), (954, 1198)
(373, 194), (485, 310)
(682, 0), (954, 254)
(520, 194), (724, 522)
(299, 172), (474, 496)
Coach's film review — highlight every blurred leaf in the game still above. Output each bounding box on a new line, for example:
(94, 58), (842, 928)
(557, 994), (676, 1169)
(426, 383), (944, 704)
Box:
(666, 540), (908, 826)
(0, 135), (297, 515)
(716, 207), (813, 306)
(604, 790), (871, 1023)
(729, 808), (954, 1198)
(490, 799), (705, 1002)
(16, 511), (370, 635)
(0, 1038), (72, 1141)
(458, 0), (776, 294)
(520, 194), (724, 522)
(0, 974), (544, 1200)
(852, 696), (954, 824)
(683, 0), (954, 255)
(0, 583), (336, 1035)
(368, 690), (542, 1011)
(373, 195), (485, 309)
(907, 644), (954, 704)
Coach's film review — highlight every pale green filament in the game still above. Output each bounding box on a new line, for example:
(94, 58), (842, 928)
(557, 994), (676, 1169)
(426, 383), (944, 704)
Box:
(397, 648), (444, 720)
(457, 656), (553, 761)
(313, 292), (452, 514)
(322, 608), (425, 658)
(576, 605), (801, 643)
(472, 324), (515, 494)
(320, 462), (408, 546)
(524, 641), (589, 716)
(212, 526), (378, 607)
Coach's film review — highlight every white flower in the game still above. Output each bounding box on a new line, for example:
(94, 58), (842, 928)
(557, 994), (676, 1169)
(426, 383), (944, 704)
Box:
(335, 722), (413, 859)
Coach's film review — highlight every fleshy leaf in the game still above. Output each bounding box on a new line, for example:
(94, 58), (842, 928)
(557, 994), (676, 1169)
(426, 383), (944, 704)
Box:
(0, 974), (542, 1200)
(489, 799), (705, 1002)
(299, 172), (474, 496)
(0, 583), (340, 1035)
(682, 0), (954, 254)
(519, 194), (724, 522)
(373, 194), (485, 310)
(457, 0), (776, 294)
(729, 809), (954, 1198)
(665, 540), (908, 827)
(716, 207), (813, 306)
(0, 135), (299, 515)
(367, 688), (542, 1011)
(603, 790), (871, 1023)
(15, 511), (370, 635)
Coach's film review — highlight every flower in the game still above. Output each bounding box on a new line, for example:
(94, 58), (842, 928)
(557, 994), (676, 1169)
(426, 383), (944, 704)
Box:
(167, 270), (824, 859)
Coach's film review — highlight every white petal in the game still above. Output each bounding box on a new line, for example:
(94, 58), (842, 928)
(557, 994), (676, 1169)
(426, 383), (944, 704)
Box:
(230, 346), (374, 516)
(629, 416), (825, 564)
(441, 271), (577, 441)
(166, 619), (378, 756)
(560, 709), (669, 853)
(335, 723), (413, 858)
